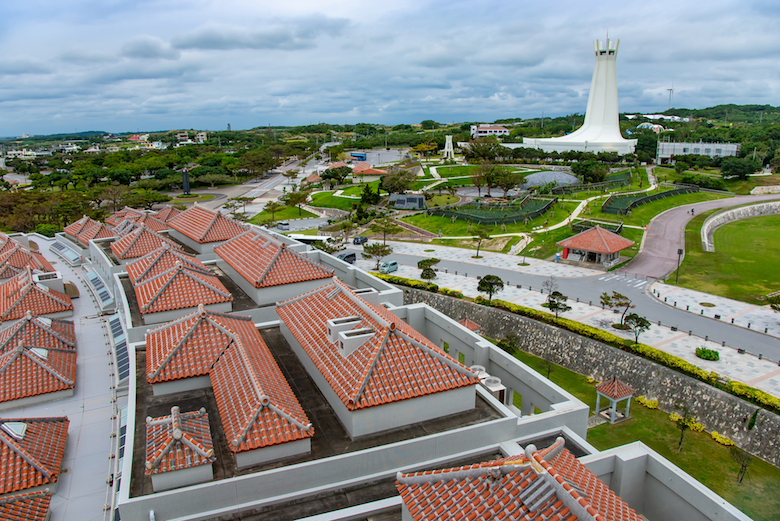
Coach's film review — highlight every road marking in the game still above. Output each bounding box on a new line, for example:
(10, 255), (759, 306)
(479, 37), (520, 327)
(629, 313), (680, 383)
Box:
(634, 281), (647, 288)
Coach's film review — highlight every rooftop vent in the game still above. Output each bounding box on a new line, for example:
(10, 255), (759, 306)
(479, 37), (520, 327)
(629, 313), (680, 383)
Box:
(353, 287), (379, 306)
(337, 327), (375, 357)
(470, 365), (490, 381)
(326, 316), (362, 344)
(482, 376), (507, 404)
(33, 271), (64, 294)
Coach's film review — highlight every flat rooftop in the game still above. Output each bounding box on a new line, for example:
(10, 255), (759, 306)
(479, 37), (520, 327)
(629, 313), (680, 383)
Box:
(129, 327), (504, 499)
(119, 264), (257, 328)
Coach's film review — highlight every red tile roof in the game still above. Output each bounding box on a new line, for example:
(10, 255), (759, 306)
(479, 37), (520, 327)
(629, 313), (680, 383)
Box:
(458, 318), (481, 332)
(167, 204), (247, 244)
(214, 229), (333, 289)
(154, 206), (183, 223)
(356, 168), (387, 176)
(351, 162), (371, 173)
(0, 339), (76, 404)
(327, 161), (349, 170)
(110, 227), (182, 260)
(0, 417), (69, 494)
(105, 207), (144, 227)
(0, 312), (75, 354)
(0, 490), (52, 521)
(0, 269), (73, 322)
(63, 215), (99, 238)
(125, 246), (205, 284)
(397, 437), (640, 521)
(145, 406), (215, 475)
(557, 226), (635, 254)
(64, 215), (114, 245)
(595, 378), (635, 400)
(126, 212), (169, 232)
(130, 260), (232, 315)
(112, 219), (142, 238)
(146, 306), (314, 453)
(0, 242), (54, 279)
(277, 279), (478, 411)
(210, 330), (314, 453)
(146, 306), (258, 384)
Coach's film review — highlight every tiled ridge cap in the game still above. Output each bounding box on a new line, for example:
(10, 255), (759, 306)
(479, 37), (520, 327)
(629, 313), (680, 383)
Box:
(348, 327), (392, 407)
(279, 243), (335, 277)
(276, 276), (340, 307)
(0, 488), (51, 506)
(397, 462), (531, 485)
(138, 262), (230, 313)
(0, 423), (52, 480)
(393, 326), (477, 380)
(596, 227), (610, 253)
(114, 226), (147, 256)
(0, 343), (75, 387)
(146, 406), (215, 470)
(131, 245), (198, 281)
(253, 242), (286, 286)
(0, 313), (74, 351)
(199, 208), (222, 241)
(145, 306), (251, 335)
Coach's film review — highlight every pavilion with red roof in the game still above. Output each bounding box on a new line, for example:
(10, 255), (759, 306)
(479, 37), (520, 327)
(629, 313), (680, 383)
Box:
(595, 377), (635, 424)
(557, 226), (634, 267)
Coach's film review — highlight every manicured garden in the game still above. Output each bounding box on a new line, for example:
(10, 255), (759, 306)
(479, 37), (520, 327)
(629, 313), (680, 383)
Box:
(248, 205), (317, 225)
(675, 210), (780, 304)
(505, 347), (780, 521)
(171, 193), (216, 203)
(309, 191), (358, 210)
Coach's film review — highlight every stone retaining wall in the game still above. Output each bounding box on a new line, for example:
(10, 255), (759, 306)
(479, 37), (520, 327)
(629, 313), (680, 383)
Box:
(401, 288), (780, 466)
(750, 185), (780, 195)
(701, 201), (780, 251)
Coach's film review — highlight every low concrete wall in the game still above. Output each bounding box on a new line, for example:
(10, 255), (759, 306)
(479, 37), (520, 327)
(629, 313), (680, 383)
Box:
(701, 201), (780, 251)
(402, 288), (780, 467)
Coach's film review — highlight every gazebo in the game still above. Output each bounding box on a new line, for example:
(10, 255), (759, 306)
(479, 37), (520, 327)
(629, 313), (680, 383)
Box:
(595, 378), (635, 424)
(557, 226), (634, 267)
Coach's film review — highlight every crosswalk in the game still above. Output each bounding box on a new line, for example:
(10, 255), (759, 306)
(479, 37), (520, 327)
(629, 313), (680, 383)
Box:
(597, 273), (649, 288)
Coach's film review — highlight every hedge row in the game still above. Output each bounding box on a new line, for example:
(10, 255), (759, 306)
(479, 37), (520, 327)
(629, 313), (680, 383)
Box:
(372, 273), (460, 297)
(474, 296), (780, 416)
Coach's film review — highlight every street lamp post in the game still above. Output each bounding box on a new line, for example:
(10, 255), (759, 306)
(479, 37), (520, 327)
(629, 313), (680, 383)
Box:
(675, 248), (683, 283)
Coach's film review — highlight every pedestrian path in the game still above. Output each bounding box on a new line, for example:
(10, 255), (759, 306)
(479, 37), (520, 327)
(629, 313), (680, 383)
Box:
(357, 255), (780, 399)
(385, 240), (600, 278)
(650, 281), (780, 338)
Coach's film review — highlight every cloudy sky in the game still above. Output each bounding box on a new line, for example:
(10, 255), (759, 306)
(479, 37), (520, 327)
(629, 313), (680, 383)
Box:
(1, 0), (778, 136)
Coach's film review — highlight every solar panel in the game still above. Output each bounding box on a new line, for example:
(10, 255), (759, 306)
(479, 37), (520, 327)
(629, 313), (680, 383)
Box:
(109, 317), (125, 342)
(49, 241), (82, 265)
(115, 340), (130, 382)
(86, 271), (114, 308)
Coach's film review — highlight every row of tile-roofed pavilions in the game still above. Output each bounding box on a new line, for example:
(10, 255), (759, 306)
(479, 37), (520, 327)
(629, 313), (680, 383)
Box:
(8, 203), (747, 520)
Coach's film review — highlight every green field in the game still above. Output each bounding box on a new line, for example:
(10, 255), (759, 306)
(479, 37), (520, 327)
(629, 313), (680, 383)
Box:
(654, 167), (780, 195)
(248, 205), (317, 224)
(506, 347), (780, 521)
(675, 211), (780, 303)
(581, 191), (729, 227)
(435, 165), (480, 177)
(562, 167), (650, 201)
(339, 180), (386, 197)
(309, 191), (358, 210)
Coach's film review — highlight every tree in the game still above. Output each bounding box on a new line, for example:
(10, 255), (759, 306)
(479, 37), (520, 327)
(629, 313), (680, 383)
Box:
(542, 276), (558, 298)
(673, 401), (694, 452)
(361, 242), (393, 270)
(547, 291), (571, 318)
(624, 313), (651, 343)
(721, 157), (760, 180)
(129, 189), (172, 210)
(477, 275), (504, 302)
(264, 201), (283, 222)
(600, 291), (635, 325)
(473, 226), (490, 257)
(471, 171), (486, 197)
(370, 217), (403, 245)
(496, 168), (524, 197)
(313, 238), (344, 255)
(767, 295), (780, 313)
(729, 447), (753, 484)
(420, 119), (439, 130)
(198, 173), (231, 188)
(360, 183), (380, 205)
(571, 160), (608, 184)
(229, 196), (255, 215)
(420, 267), (436, 280)
(674, 161), (689, 175)
(380, 170), (415, 195)
(338, 220), (357, 241)
(284, 190), (310, 216)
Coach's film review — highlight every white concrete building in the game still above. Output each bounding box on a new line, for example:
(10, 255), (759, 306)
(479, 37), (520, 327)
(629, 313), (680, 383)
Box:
(470, 124), (510, 139)
(656, 141), (741, 164)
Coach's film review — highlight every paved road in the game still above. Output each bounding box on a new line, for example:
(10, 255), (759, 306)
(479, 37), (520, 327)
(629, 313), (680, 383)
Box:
(345, 244), (780, 358)
(621, 193), (780, 278)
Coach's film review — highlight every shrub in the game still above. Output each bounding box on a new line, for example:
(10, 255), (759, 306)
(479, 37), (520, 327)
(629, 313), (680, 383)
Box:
(420, 267), (436, 280)
(34, 223), (60, 237)
(712, 432), (735, 446)
(440, 288), (464, 298)
(669, 413), (682, 422)
(417, 257), (441, 269)
(696, 347), (720, 361)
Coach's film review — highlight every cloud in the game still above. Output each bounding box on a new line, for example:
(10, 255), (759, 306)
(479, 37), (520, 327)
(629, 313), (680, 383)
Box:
(0, 59), (52, 75)
(121, 35), (180, 60)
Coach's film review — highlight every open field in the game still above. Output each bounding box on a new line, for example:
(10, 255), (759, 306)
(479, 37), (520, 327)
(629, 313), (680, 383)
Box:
(248, 205), (317, 224)
(310, 191), (358, 210)
(675, 211), (780, 304)
(582, 191), (729, 227)
(507, 347), (780, 521)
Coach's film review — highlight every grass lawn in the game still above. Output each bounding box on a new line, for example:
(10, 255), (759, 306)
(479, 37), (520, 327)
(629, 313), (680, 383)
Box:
(428, 194), (459, 207)
(674, 211), (780, 303)
(401, 201), (578, 237)
(504, 346), (780, 521)
(435, 165), (480, 178)
(310, 191), (357, 210)
(582, 192), (729, 227)
(411, 179), (440, 190)
(171, 193), (216, 203)
(654, 168), (780, 195)
(340, 180), (387, 197)
(248, 205), (317, 225)
(558, 167), (650, 201)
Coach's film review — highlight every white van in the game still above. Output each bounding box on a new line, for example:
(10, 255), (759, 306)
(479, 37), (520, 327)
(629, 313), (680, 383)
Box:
(277, 221), (290, 231)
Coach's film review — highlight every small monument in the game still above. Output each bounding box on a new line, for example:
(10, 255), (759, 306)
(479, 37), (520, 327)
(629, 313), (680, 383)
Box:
(442, 135), (455, 160)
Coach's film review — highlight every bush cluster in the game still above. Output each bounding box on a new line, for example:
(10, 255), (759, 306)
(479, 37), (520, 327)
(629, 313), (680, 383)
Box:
(374, 273), (438, 293)
(696, 346), (720, 361)
(711, 431), (735, 446)
(472, 296), (780, 415)
(417, 257), (441, 269)
(668, 413), (705, 432)
(440, 288), (464, 298)
(636, 396), (659, 409)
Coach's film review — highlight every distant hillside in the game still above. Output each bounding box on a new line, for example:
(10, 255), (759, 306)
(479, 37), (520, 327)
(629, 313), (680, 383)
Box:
(666, 104), (780, 124)
(0, 130), (106, 144)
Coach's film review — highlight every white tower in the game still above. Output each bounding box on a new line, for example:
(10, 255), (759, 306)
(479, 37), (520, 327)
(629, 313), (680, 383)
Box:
(523, 39), (636, 155)
(442, 135), (455, 160)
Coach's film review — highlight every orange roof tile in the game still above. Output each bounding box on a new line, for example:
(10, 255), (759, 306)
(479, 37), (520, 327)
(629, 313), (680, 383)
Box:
(214, 229), (333, 289)
(145, 406), (215, 475)
(458, 318), (481, 332)
(127, 212), (169, 232)
(105, 207), (144, 227)
(351, 162), (371, 173)
(131, 261), (232, 315)
(0, 339), (76, 404)
(557, 226), (634, 254)
(110, 227), (182, 260)
(125, 246), (204, 284)
(277, 279), (478, 411)
(595, 378), (635, 400)
(0, 417), (69, 494)
(154, 206), (183, 223)
(112, 218), (142, 238)
(357, 168), (387, 176)
(0, 312), (75, 354)
(0, 243), (54, 279)
(0, 490), (52, 521)
(327, 161), (350, 170)
(210, 331), (314, 453)
(0, 269), (73, 322)
(64, 215), (114, 245)
(167, 204), (247, 244)
(63, 215), (99, 238)
(396, 437), (640, 521)
(146, 306), (258, 384)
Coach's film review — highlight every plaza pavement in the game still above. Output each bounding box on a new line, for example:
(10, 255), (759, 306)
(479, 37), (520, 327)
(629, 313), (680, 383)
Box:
(361, 241), (780, 399)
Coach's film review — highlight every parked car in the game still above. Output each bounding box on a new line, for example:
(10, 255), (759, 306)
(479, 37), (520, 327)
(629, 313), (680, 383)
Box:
(353, 236), (368, 245)
(277, 221), (290, 230)
(336, 252), (356, 264)
(379, 260), (398, 274)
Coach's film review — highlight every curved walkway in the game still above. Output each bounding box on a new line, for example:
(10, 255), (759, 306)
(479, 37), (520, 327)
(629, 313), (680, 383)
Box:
(620, 194), (780, 279)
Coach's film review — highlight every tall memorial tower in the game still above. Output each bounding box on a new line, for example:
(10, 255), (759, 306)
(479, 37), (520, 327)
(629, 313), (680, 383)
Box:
(523, 39), (636, 154)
